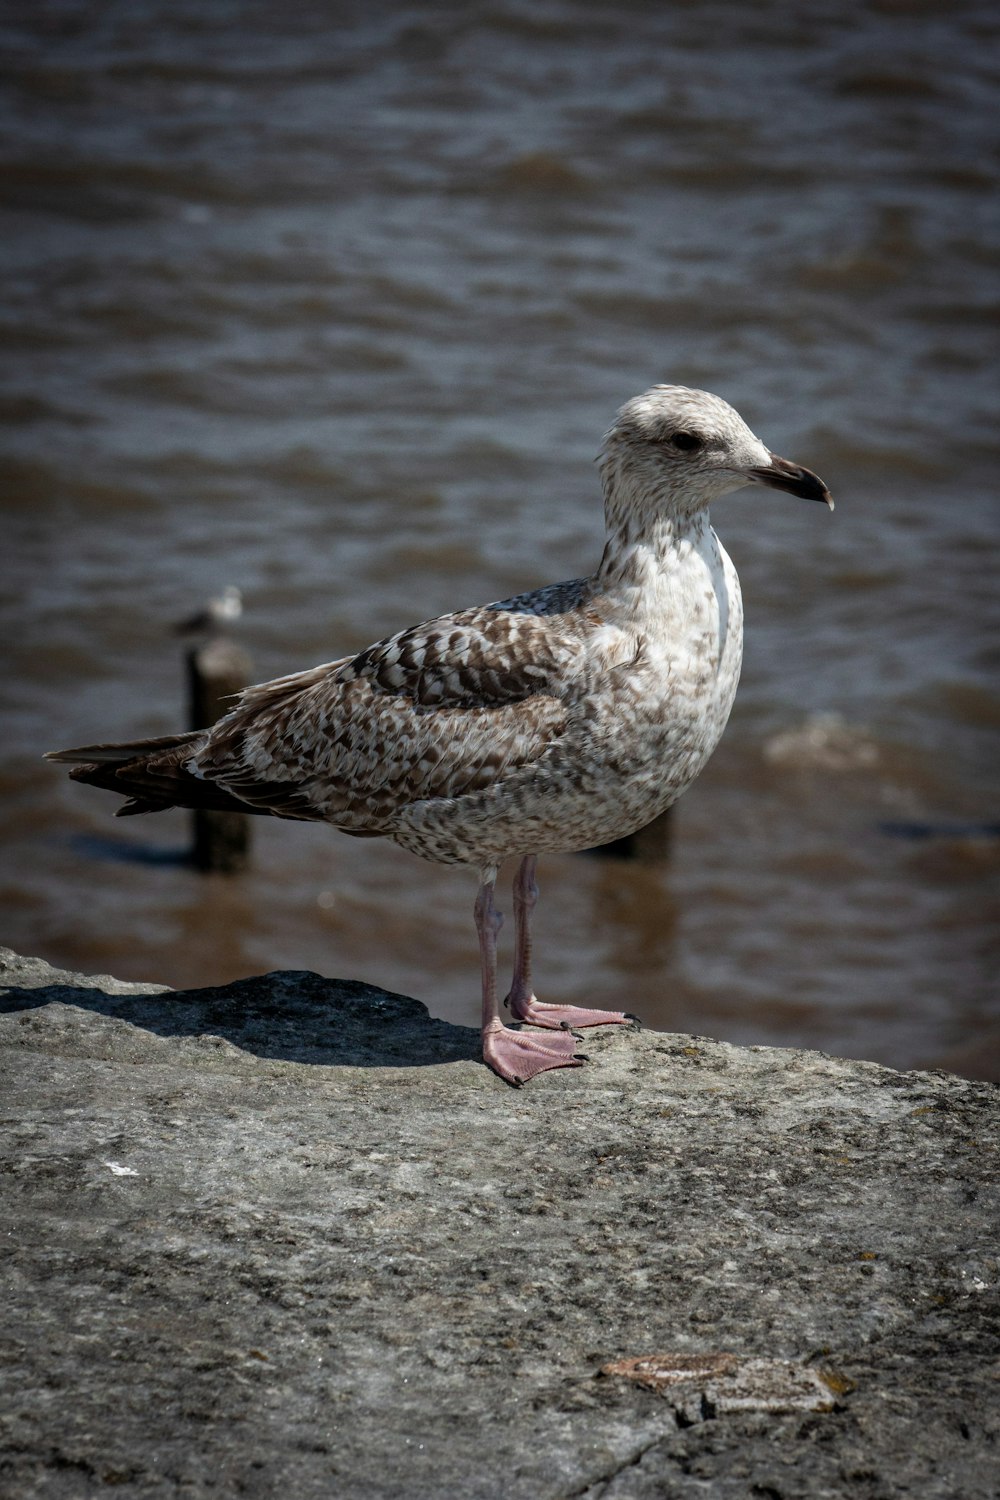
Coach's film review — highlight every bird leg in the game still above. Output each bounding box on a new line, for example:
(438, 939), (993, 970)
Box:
(476, 875), (582, 1086)
(504, 854), (630, 1030)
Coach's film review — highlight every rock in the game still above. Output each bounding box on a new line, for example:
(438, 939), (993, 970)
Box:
(1, 947), (997, 1498)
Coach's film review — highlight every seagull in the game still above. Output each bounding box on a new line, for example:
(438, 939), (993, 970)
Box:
(173, 585), (243, 640)
(47, 387), (832, 1085)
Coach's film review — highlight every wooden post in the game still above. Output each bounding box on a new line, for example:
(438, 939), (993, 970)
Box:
(585, 806), (673, 863)
(185, 636), (253, 873)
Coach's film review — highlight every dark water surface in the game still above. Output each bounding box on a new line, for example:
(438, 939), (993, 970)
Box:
(2, 1), (998, 1077)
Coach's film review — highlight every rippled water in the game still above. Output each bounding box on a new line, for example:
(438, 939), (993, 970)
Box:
(2, 1), (998, 1078)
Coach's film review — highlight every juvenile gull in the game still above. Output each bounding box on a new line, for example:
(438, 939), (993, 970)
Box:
(47, 387), (832, 1085)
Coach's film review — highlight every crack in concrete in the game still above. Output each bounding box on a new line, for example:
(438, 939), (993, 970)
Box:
(560, 1427), (676, 1500)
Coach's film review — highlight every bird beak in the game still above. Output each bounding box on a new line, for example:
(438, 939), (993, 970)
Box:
(749, 453), (834, 510)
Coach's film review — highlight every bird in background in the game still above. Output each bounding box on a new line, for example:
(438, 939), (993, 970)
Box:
(173, 584), (243, 642)
(47, 386), (832, 1086)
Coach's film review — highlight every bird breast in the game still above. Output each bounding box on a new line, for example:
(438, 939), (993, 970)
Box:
(595, 527), (743, 737)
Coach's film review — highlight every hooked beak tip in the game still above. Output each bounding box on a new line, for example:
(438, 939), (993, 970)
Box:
(751, 453), (833, 509)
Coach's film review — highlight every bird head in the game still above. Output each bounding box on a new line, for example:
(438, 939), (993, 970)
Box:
(600, 385), (833, 517)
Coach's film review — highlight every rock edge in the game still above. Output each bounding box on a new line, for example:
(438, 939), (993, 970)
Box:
(1, 948), (997, 1499)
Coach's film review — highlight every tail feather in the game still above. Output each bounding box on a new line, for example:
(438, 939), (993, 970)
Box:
(45, 731), (200, 766)
(44, 730), (269, 819)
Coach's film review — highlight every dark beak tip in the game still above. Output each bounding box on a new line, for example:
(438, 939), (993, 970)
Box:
(752, 453), (833, 509)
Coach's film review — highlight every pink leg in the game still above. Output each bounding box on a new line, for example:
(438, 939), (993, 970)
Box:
(504, 855), (630, 1030)
(476, 875), (582, 1086)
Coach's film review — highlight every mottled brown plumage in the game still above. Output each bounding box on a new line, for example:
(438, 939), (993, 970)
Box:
(48, 386), (831, 1084)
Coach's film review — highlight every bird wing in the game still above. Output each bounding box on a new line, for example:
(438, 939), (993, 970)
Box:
(191, 602), (607, 828)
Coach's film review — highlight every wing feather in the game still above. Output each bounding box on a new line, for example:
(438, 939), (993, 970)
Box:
(193, 602), (603, 828)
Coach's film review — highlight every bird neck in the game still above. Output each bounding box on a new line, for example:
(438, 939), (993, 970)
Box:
(596, 470), (711, 590)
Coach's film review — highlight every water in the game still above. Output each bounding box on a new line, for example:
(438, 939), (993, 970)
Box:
(2, 0), (998, 1079)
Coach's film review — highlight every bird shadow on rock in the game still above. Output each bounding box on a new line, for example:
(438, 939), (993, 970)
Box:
(0, 969), (482, 1070)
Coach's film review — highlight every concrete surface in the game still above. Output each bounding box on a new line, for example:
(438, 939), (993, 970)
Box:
(1, 947), (997, 1498)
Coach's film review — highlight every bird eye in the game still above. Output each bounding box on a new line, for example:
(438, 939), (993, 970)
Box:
(670, 430), (703, 452)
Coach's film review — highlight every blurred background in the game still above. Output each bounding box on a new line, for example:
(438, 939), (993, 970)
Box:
(2, 0), (998, 1078)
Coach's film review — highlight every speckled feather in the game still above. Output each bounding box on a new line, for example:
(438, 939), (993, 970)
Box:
(48, 387), (832, 881)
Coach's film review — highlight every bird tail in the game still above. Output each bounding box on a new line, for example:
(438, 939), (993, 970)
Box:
(44, 731), (258, 818)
